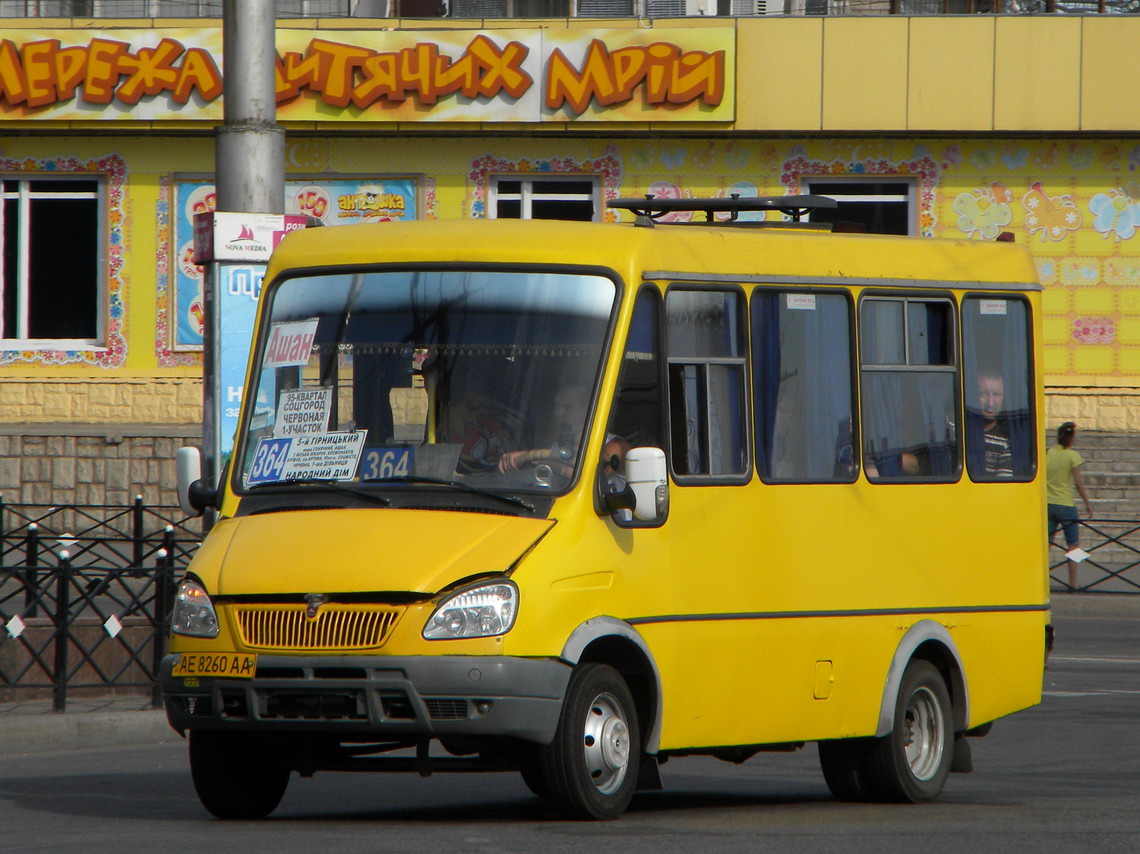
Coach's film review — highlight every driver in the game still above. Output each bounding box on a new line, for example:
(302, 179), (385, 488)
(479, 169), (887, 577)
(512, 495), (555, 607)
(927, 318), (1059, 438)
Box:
(497, 384), (628, 478)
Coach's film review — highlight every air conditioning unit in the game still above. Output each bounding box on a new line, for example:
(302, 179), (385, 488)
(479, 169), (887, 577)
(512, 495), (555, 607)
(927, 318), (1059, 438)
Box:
(731, 0), (787, 12)
(349, 0), (392, 15)
(646, 0), (785, 14)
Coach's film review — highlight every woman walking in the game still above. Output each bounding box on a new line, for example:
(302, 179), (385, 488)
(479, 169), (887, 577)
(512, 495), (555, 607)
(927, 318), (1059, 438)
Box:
(1047, 422), (1093, 590)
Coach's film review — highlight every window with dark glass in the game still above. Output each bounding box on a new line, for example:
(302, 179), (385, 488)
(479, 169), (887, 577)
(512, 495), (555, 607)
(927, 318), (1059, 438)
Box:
(609, 289), (665, 451)
(666, 288), (748, 478)
(962, 296), (1034, 482)
(1, 177), (101, 342)
(752, 291), (855, 482)
(803, 178), (915, 236)
(490, 176), (598, 222)
(860, 297), (958, 481)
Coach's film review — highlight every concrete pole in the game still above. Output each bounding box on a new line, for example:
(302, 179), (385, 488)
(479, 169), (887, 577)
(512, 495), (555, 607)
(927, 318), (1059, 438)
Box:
(215, 0), (284, 214)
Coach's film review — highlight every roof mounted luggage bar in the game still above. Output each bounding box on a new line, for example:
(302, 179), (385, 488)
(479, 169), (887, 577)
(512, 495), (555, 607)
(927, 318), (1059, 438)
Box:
(608, 194), (838, 228)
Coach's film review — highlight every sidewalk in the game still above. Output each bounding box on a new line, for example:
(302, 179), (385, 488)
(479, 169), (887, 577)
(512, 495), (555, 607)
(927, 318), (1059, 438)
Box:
(0, 593), (1135, 756)
(0, 693), (176, 755)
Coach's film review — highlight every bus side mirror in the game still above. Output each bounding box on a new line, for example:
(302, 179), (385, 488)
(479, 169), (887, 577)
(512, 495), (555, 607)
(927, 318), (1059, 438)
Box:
(176, 446), (217, 517)
(625, 447), (669, 523)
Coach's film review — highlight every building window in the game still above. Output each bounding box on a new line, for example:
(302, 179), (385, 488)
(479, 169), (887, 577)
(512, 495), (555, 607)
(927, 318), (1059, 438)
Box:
(1, 177), (103, 343)
(802, 177), (917, 236)
(488, 176), (600, 222)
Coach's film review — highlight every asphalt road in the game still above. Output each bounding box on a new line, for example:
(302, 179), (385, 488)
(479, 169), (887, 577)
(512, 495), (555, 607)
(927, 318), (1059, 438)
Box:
(0, 594), (1137, 854)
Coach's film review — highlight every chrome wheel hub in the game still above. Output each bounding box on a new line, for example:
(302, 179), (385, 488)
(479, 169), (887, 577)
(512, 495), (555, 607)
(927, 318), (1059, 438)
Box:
(582, 691), (631, 795)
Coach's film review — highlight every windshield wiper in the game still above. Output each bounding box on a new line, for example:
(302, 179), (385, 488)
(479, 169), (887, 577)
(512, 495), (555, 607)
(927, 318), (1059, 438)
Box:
(363, 476), (535, 513)
(246, 479), (391, 506)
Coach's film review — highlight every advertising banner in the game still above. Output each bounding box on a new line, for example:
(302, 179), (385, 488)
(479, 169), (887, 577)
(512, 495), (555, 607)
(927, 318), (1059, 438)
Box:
(173, 177), (418, 349)
(0, 28), (733, 124)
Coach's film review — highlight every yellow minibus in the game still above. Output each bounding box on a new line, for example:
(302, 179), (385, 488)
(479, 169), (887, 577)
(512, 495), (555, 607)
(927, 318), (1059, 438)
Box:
(164, 195), (1047, 820)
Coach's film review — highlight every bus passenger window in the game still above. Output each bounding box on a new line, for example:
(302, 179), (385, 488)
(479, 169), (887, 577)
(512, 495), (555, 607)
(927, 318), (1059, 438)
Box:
(860, 298), (959, 481)
(752, 291), (855, 482)
(962, 296), (1035, 481)
(666, 288), (749, 478)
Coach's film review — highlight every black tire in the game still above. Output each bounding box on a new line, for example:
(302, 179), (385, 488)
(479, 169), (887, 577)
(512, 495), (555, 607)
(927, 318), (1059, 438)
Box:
(863, 660), (954, 803)
(519, 749), (550, 798)
(540, 663), (641, 820)
(189, 730), (290, 820)
(818, 737), (875, 802)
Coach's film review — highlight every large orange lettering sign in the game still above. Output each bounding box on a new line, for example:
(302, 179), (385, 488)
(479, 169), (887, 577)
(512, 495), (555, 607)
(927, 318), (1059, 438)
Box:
(0, 36), (221, 110)
(545, 39), (724, 115)
(0, 28), (731, 122)
(276, 35), (532, 108)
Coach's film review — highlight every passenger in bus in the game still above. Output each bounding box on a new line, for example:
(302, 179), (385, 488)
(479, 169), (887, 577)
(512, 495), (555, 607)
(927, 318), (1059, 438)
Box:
(965, 367), (1033, 479)
(1047, 421), (1093, 590)
(977, 369), (1013, 477)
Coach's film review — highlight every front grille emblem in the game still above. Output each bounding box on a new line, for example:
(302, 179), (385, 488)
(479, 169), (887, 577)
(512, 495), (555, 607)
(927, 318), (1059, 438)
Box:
(304, 593), (329, 620)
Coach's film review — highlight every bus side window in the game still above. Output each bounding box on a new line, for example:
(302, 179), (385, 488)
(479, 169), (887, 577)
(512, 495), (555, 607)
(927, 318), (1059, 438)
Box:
(665, 288), (749, 479)
(752, 290), (856, 482)
(860, 297), (959, 481)
(962, 296), (1035, 481)
(609, 289), (665, 451)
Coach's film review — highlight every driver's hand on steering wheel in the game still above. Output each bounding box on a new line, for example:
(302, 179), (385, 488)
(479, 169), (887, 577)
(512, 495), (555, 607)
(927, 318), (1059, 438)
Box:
(498, 450), (524, 473)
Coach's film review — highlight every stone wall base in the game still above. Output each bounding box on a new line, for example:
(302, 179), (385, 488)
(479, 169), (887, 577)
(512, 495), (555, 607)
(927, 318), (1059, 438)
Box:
(1045, 388), (1140, 433)
(0, 424), (201, 508)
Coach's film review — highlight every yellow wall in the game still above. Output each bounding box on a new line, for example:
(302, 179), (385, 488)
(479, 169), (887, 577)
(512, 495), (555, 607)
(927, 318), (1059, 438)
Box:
(735, 16), (1139, 133)
(1, 18), (1138, 429)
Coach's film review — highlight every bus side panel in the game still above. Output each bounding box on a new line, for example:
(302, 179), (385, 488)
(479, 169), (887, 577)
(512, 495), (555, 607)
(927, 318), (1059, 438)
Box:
(951, 609), (1048, 728)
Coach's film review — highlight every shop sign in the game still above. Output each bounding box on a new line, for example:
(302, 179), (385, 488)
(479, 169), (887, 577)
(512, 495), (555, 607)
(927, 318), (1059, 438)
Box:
(0, 27), (732, 123)
(174, 178), (418, 350)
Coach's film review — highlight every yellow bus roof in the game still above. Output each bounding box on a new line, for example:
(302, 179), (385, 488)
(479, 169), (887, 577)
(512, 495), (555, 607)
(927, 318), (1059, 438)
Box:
(267, 218), (1041, 291)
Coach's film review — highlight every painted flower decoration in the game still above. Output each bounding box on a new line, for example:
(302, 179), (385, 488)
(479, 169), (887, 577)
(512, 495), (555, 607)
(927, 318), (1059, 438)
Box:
(1072, 317), (1115, 346)
(647, 180), (691, 223)
(953, 186), (1013, 239)
(1023, 182), (1082, 242)
(1089, 189), (1140, 241)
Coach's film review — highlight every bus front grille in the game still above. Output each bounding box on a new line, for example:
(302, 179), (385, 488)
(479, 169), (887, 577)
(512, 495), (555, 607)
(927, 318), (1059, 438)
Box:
(233, 604), (402, 651)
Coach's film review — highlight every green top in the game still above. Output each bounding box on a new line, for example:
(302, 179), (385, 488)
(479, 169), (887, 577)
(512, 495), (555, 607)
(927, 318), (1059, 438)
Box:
(1046, 445), (1083, 506)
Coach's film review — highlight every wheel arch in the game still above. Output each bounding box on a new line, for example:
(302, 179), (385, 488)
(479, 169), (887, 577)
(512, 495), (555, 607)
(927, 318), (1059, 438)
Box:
(875, 619), (969, 737)
(560, 616), (663, 754)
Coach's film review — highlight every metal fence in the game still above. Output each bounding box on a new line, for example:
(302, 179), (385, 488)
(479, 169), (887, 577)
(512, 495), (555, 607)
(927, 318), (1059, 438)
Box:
(1, 499), (1134, 711)
(1050, 518), (1140, 594)
(0, 499), (202, 711)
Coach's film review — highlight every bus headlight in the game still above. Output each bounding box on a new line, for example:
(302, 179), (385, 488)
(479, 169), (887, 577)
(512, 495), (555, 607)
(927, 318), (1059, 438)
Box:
(171, 578), (220, 638)
(423, 581), (518, 640)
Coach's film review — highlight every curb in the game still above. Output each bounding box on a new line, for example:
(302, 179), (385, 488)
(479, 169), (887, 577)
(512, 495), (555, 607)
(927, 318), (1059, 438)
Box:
(0, 710), (179, 755)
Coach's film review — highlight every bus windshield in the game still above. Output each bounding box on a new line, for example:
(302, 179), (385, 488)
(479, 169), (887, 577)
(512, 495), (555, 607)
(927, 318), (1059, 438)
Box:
(236, 269), (617, 496)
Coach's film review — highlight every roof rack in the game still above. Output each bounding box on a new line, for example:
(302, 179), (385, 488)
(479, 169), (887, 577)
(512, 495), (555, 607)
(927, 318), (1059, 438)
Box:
(608, 194), (838, 227)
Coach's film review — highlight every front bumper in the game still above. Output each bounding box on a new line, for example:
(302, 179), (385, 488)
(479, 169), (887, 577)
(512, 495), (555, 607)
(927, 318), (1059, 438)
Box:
(161, 653), (571, 745)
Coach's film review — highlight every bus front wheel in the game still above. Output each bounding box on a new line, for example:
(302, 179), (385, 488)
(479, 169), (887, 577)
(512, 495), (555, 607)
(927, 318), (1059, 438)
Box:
(540, 662), (641, 820)
(189, 730), (290, 820)
(864, 659), (954, 803)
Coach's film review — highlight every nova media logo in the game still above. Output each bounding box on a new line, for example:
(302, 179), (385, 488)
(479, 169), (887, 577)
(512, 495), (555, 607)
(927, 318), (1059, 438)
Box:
(223, 223), (268, 255)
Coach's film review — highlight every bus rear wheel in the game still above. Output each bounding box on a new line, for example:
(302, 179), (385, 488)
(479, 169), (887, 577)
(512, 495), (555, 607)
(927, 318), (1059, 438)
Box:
(864, 659), (954, 803)
(540, 662), (640, 820)
(818, 737), (875, 802)
(189, 730), (290, 819)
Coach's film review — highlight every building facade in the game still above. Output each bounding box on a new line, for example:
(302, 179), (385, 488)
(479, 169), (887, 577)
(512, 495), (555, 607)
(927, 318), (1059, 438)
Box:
(0, 11), (1137, 505)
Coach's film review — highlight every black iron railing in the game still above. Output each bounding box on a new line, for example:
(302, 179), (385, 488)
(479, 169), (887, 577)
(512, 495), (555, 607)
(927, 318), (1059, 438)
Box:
(1050, 518), (1140, 594)
(0, 499), (202, 711)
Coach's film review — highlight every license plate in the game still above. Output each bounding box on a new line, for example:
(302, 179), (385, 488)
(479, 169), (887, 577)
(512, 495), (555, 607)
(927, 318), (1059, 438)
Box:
(172, 652), (257, 679)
